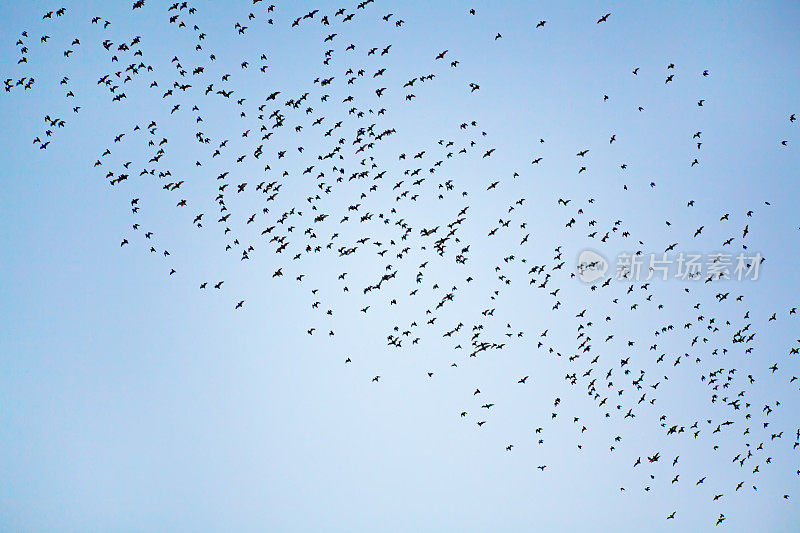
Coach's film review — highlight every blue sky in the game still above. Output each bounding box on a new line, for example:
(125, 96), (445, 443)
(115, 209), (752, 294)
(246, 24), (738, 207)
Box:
(1, 1), (799, 531)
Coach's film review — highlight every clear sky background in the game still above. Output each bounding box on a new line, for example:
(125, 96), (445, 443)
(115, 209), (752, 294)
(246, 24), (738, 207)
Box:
(1, 1), (799, 531)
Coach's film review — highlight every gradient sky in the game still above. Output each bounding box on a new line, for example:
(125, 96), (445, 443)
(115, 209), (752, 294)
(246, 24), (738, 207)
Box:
(1, 1), (799, 531)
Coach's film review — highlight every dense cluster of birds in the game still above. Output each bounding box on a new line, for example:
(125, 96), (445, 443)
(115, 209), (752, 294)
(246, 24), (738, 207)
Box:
(4, 1), (798, 527)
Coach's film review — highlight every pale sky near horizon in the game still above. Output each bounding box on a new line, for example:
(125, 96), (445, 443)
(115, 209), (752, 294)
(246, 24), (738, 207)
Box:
(1, 1), (799, 531)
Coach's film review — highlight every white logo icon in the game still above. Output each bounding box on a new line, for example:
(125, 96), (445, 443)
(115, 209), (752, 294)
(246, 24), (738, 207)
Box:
(577, 250), (608, 283)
